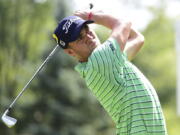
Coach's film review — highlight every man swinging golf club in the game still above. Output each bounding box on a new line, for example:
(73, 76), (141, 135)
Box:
(53, 9), (168, 135)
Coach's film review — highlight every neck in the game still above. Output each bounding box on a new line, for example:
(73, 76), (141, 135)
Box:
(79, 57), (88, 62)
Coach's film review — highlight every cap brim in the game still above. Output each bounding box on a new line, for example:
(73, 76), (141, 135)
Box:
(84, 20), (94, 24)
(70, 20), (94, 42)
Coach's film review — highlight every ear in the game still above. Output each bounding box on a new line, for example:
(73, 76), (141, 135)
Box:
(64, 48), (76, 57)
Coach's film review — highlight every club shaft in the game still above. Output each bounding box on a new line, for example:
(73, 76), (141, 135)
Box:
(8, 45), (59, 109)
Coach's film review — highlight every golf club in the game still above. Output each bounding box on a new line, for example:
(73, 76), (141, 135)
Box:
(1, 44), (60, 128)
(89, 3), (93, 9)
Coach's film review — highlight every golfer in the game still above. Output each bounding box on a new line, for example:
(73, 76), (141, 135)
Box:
(53, 9), (167, 135)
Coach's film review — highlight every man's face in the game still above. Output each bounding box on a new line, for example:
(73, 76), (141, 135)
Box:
(64, 25), (100, 62)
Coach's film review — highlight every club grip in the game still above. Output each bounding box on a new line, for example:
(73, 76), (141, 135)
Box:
(89, 3), (93, 9)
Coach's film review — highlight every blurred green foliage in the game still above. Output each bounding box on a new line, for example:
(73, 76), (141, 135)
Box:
(132, 8), (179, 135)
(0, 0), (179, 135)
(133, 8), (176, 104)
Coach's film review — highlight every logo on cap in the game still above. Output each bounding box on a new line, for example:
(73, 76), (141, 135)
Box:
(59, 40), (66, 47)
(62, 18), (80, 34)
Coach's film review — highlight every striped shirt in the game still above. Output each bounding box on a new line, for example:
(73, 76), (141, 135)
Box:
(75, 38), (167, 135)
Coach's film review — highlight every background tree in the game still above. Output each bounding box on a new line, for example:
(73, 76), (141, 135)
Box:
(0, 0), (56, 134)
(133, 8), (176, 104)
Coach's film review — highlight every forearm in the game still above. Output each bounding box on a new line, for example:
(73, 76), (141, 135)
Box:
(74, 10), (132, 50)
(75, 10), (126, 30)
(90, 11), (132, 50)
(89, 11), (121, 29)
(124, 27), (145, 61)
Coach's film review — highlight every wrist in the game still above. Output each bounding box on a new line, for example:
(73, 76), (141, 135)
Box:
(88, 12), (93, 20)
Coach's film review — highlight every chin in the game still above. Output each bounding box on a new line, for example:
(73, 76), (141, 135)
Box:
(91, 44), (97, 51)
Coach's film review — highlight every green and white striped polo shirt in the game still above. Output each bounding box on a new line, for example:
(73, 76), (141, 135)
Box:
(75, 38), (167, 135)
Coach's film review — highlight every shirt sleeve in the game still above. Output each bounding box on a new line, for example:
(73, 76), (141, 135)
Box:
(108, 37), (128, 60)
